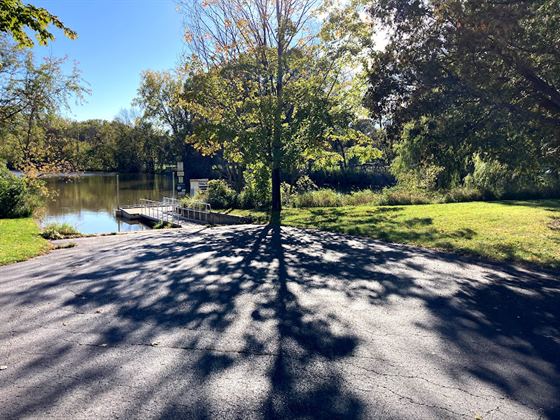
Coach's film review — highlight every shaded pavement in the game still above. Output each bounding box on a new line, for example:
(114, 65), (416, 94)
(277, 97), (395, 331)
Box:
(0, 225), (559, 419)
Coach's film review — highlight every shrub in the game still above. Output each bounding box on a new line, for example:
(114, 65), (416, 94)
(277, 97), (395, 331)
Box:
(40, 223), (80, 240)
(179, 191), (207, 208)
(240, 163), (271, 209)
(292, 189), (343, 208)
(309, 168), (394, 191)
(281, 182), (295, 207)
(376, 186), (435, 206)
(0, 164), (44, 218)
(153, 221), (174, 229)
(294, 175), (318, 193)
(344, 190), (380, 206)
(238, 188), (256, 209)
(206, 179), (237, 209)
(464, 155), (509, 198)
(179, 195), (194, 207)
(391, 161), (444, 192)
(442, 186), (484, 203)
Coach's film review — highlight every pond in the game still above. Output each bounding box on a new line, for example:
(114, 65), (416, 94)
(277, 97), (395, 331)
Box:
(42, 172), (174, 234)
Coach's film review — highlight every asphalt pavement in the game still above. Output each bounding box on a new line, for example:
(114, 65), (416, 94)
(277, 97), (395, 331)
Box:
(0, 224), (558, 419)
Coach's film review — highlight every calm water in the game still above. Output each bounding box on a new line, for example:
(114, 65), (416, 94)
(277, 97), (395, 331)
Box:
(42, 173), (174, 234)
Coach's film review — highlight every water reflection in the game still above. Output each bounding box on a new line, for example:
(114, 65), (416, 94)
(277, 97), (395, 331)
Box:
(42, 173), (173, 234)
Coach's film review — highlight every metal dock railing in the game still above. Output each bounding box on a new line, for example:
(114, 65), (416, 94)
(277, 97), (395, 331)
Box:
(117, 197), (212, 227)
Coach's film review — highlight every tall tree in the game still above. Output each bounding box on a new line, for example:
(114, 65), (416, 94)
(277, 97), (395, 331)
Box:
(365, 0), (560, 186)
(134, 69), (214, 179)
(179, 0), (323, 211)
(0, 38), (88, 172)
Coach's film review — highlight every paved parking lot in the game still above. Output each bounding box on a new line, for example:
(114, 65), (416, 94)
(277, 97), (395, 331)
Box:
(1, 225), (558, 419)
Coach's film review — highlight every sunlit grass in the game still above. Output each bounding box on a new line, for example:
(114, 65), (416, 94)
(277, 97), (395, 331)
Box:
(0, 218), (49, 265)
(232, 200), (560, 268)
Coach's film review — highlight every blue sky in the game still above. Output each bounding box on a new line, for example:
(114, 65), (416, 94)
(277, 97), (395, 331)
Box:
(33, 0), (185, 121)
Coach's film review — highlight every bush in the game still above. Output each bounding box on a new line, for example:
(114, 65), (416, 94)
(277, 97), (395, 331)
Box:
(153, 221), (173, 229)
(281, 182), (295, 207)
(462, 155), (560, 200)
(288, 187), (437, 208)
(294, 175), (318, 193)
(344, 190), (380, 206)
(206, 179), (237, 209)
(40, 223), (80, 240)
(240, 163), (271, 209)
(292, 189), (343, 208)
(441, 186), (484, 203)
(376, 186), (435, 206)
(309, 168), (394, 191)
(464, 156), (509, 198)
(0, 164), (44, 218)
(179, 192), (207, 208)
(391, 161), (444, 191)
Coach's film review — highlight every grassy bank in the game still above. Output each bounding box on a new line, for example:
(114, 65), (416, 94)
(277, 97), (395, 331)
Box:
(232, 200), (560, 268)
(0, 218), (49, 265)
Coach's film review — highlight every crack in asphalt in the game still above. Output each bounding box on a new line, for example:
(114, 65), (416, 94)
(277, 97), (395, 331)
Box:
(355, 383), (469, 418)
(346, 361), (509, 403)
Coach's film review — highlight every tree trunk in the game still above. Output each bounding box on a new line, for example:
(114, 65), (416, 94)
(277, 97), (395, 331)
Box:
(271, 100), (282, 211)
(271, 0), (284, 213)
(271, 164), (281, 211)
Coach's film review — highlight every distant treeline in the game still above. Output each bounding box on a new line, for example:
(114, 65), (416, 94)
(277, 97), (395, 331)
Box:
(4, 0), (560, 211)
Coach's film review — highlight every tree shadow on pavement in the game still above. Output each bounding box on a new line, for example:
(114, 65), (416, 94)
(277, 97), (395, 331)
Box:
(0, 222), (559, 418)
(418, 264), (560, 418)
(262, 220), (362, 418)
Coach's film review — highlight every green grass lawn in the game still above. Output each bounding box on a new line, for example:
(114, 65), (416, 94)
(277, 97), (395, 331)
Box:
(0, 218), (50, 265)
(232, 200), (560, 268)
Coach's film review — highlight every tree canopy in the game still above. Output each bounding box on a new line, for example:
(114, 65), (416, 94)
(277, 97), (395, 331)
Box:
(0, 0), (76, 47)
(3, 0), (558, 208)
(177, 0), (382, 209)
(365, 0), (560, 189)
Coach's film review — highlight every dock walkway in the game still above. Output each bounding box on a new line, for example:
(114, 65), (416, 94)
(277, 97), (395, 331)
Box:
(116, 197), (251, 228)
(116, 204), (200, 228)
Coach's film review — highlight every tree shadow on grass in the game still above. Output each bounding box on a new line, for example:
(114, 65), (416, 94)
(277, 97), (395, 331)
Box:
(497, 199), (560, 212)
(298, 207), (478, 246)
(548, 216), (560, 231)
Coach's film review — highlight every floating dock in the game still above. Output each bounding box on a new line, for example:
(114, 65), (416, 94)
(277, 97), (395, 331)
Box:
(116, 205), (186, 228)
(116, 198), (250, 228)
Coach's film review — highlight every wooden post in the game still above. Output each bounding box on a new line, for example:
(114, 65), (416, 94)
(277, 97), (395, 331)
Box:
(116, 173), (120, 210)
